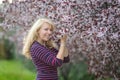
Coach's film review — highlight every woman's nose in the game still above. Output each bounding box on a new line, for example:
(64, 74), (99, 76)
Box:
(48, 30), (52, 34)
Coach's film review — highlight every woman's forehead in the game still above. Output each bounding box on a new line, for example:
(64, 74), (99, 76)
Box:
(42, 22), (51, 27)
(41, 22), (54, 29)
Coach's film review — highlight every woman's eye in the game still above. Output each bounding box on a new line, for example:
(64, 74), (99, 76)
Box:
(44, 28), (48, 31)
(44, 28), (52, 32)
(50, 29), (53, 31)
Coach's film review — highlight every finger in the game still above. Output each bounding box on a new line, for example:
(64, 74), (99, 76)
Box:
(63, 34), (67, 38)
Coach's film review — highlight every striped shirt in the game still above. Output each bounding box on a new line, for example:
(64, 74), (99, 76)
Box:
(30, 41), (70, 80)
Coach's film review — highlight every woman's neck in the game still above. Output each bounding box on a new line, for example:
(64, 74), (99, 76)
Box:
(37, 39), (46, 46)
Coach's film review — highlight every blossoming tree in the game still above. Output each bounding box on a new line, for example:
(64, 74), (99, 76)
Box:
(0, 0), (120, 79)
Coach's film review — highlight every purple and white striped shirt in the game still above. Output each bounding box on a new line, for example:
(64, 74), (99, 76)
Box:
(30, 41), (70, 80)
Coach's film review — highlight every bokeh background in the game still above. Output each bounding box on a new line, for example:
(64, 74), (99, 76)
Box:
(0, 0), (120, 80)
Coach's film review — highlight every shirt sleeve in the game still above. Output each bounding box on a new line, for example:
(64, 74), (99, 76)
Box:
(30, 45), (63, 67)
(63, 55), (70, 63)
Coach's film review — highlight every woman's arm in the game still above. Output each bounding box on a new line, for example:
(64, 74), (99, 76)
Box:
(50, 34), (69, 63)
(64, 47), (69, 57)
(56, 42), (66, 60)
(30, 44), (63, 67)
(51, 46), (70, 63)
(56, 35), (67, 60)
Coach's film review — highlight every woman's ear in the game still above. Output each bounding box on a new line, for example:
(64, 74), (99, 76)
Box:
(35, 30), (39, 38)
(36, 29), (40, 34)
(36, 29), (39, 33)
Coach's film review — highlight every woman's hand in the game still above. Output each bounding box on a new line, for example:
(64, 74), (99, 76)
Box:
(60, 34), (67, 45)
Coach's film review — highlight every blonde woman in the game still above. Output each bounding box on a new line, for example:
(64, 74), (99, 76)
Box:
(22, 18), (70, 80)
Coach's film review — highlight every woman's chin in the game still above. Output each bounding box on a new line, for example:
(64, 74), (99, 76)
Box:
(44, 38), (49, 41)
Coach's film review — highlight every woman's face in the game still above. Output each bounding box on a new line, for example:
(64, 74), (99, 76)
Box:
(38, 22), (53, 42)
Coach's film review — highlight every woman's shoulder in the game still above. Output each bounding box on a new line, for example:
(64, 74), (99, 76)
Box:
(31, 41), (58, 52)
(31, 41), (42, 49)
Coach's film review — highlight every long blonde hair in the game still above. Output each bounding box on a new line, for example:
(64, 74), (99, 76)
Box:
(22, 18), (57, 59)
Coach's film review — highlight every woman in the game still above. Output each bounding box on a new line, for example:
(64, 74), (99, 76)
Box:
(22, 18), (70, 80)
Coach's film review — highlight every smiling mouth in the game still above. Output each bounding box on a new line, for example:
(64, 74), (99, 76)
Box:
(46, 36), (51, 39)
